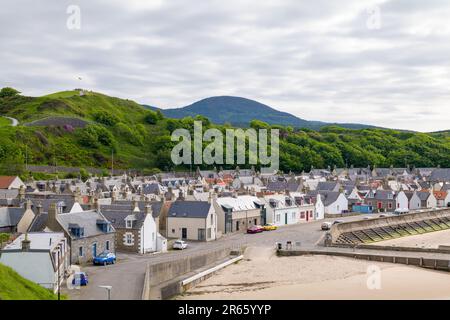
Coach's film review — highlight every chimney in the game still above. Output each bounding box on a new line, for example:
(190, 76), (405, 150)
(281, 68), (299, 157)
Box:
(145, 204), (153, 216)
(25, 199), (32, 211)
(94, 198), (100, 211)
(36, 202), (43, 216)
(47, 203), (58, 230)
(19, 185), (25, 201)
(21, 233), (31, 251)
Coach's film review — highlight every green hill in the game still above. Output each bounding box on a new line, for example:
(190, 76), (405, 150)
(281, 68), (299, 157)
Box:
(0, 263), (62, 300)
(145, 96), (380, 130)
(0, 88), (449, 176)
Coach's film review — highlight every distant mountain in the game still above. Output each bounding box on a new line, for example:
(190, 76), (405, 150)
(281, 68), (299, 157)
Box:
(144, 96), (379, 130)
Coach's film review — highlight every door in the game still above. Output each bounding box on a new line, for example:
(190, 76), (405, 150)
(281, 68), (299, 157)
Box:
(198, 229), (205, 241)
(92, 243), (97, 257)
(181, 228), (187, 239)
(236, 221), (240, 231)
(306, 210), (309, 222)
(285, 213), (288, 225)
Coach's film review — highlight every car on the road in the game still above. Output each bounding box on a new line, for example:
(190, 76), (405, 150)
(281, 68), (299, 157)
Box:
(173, 240), (188, 250)
(263, 223), (278, 231)
(379, 214), (388, 218)
(72, 272), (88, 286)
(394, 208), (409, 215)
(247, 225), (264, 234)
(93, 251), (116, 265)
(321, 222), (332, 230)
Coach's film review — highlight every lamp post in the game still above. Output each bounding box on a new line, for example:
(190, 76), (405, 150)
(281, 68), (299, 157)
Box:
(99, 285), (112, 300)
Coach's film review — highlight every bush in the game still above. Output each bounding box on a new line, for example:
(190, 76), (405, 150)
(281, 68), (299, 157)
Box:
(144, 111), (159, 125)
(93, 112), (119, 126)
(0, 87), (20, 98)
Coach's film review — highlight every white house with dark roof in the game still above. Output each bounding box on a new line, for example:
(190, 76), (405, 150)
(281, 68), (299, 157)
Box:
(0, 232), (69, 293)
(101, 202), (167, 253)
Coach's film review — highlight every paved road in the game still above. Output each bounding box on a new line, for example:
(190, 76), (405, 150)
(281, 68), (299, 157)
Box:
(2, 116), (19, 126)
(64, 214), (374, 300)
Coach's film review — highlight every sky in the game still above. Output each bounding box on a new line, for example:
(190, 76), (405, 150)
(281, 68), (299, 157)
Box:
(1, 0), (450, 132)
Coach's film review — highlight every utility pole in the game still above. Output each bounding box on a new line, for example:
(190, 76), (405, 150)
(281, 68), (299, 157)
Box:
(111, 149), (114, 177)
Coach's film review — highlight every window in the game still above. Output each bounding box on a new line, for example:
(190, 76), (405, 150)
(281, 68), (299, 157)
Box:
(172, 229), (175, 234)
(106, 241), (110, 251)
(276, 214), (280, 222)
(126, 220), (133, 229)
(300, 212), (305, 219)
(291, 212), (295, 219)
(126, 234), (133, 245)
(78, 246), (83, 257)
(211, 214), (214, 225)
(310, 211), (313, 218)
(388, 203), (393, 209)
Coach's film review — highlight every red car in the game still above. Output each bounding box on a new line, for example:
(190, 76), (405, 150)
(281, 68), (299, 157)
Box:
(247, 225), (264, 234)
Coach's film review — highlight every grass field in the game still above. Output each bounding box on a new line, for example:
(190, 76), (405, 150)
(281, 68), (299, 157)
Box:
(0, 116), (12, 126)
(0, 263), (64, 300)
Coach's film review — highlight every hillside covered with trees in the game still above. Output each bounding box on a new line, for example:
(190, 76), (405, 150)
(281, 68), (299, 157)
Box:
(0, 88), (449, 177)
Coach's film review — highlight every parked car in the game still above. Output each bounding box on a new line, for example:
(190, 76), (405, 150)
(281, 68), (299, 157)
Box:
(332, 220), (344, 225)
(379, 214), (388, 218)
(173, 240), (188, 250)
(321, 222), (332, 230)
(263, 223), (278, 231)
(247, 225), (264, 234)
(394, 208), (409, 215)
(72, 272), (88, 286)
(93, 251), (116, 266)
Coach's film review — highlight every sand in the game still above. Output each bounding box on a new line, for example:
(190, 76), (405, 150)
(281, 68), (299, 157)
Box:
(371, 228), (450, 249)
(178, 246), (450, 300)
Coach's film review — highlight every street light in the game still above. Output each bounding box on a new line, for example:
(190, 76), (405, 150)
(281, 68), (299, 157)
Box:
(99, 285), (112, 300)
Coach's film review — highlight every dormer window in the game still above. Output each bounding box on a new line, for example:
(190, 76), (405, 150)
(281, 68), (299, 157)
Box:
(69, 224), (84, 238)
(126, 219), (133, 228)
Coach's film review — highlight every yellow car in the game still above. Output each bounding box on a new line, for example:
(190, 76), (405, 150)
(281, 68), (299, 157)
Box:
(263, 224), (278, 231)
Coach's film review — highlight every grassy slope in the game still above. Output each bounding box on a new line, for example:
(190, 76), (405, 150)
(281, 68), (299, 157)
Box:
(0, 90), (164, 170)
(0, 263), (62, 300)
(0, 89), (449, 173)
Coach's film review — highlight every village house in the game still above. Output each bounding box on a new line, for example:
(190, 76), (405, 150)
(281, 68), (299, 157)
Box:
(0, 232), (69, 293)
(0, 200), (35, 233)
(434, 190), (450, 207)
(214, 195), (264, 234)
(0, 176), (25, 190)
(39, 203), (115, 264)
(101, 201), (167, 253)
(167, 200), (217, 241)
(308, 191), (348, 215)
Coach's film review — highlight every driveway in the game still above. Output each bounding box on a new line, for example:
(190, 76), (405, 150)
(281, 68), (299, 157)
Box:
(65, 214), (373, 300)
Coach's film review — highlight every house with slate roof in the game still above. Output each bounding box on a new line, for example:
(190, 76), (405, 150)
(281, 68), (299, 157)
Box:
(42, 203), (115, 264)
(101, 201), (167, 253)
(167, 200), (217, 241)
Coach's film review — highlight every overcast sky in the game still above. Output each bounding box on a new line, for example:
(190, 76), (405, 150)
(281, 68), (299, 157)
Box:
(1, 0), (450, 132)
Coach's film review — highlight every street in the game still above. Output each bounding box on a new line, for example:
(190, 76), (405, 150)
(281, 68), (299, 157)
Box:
(64, 214), (373, 300)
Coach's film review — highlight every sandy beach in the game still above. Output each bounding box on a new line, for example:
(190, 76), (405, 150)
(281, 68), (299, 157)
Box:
(369, 228), (450, 249)
(178, 246), (450, 300)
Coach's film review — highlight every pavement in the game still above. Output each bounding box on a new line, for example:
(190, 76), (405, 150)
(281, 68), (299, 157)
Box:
(63, 214), (375, 300)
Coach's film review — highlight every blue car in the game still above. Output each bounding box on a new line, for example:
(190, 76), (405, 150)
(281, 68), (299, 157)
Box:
(93, 251), (116, 265)
(72, 272), (88, 286)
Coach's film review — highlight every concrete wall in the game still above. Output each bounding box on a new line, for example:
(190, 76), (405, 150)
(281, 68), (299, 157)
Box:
(148, 246), (233, 286)
(330, 208), (450, 243)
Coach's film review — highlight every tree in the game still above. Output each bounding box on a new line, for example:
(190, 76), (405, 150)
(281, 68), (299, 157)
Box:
(144, 111), (158, 124)
(0, 87), (20, 98)
(79, 168), (89, 182)
(0, 233), (10, 248)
